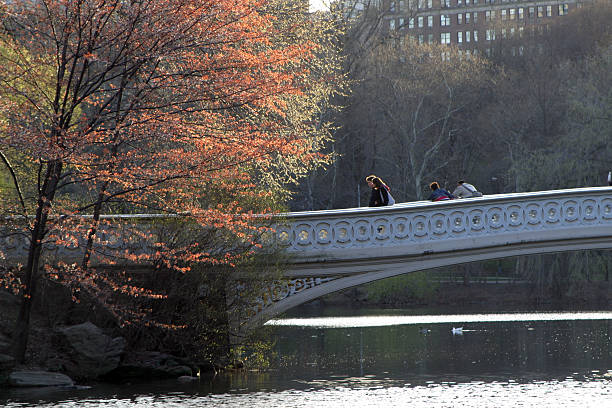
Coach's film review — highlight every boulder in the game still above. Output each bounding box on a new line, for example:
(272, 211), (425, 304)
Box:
(0, 353), (15, 385)
(8, 370), (74, 387)
(0, 332), (11, 353)
(105, 351), (193, 380)
(55, 321), (125, 379)
(0, 353), (15, 369)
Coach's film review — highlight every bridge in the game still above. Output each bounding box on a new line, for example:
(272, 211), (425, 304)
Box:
(245, 187), (612, 329)
(3, 187), (612, 332)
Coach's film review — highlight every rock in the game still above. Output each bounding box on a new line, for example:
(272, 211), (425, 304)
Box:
(55, 321), (125, 379)
(105, 351), (193, 380)
(8, 370), (74, 387)
(0, 353), (15, 385)
(0, 353), (15, 369)
(177, 375), (199, 382)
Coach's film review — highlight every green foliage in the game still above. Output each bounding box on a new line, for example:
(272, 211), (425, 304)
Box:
(364, 271), (438, 304)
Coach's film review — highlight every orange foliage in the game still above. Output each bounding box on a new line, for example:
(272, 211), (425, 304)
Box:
(0, 0), (330, 328)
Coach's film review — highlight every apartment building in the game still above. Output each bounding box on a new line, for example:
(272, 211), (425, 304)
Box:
(383, 0), (588, 56)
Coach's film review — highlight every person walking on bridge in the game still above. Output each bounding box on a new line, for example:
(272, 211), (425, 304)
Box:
(428, 181), (454, 201)
(366, 175), (395, 207)
(452, 180), (483, 198)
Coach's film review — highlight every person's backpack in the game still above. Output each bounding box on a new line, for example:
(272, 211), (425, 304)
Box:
(463, 183), (483, 197)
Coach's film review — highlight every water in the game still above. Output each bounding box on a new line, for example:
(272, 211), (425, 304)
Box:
(3, 308), (612, 407)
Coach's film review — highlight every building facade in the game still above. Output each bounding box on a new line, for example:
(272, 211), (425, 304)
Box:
(383, 0), (588, 56)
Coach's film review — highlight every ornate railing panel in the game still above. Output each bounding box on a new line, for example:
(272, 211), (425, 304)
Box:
(273, 187), (612, 266)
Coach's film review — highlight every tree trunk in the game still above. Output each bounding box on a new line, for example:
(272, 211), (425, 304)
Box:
(12, 159), (63, 363)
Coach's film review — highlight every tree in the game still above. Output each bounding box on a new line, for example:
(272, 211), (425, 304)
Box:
(0, 0), (339, 363)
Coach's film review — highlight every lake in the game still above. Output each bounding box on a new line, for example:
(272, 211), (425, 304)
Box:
(2, 306), (612, 407)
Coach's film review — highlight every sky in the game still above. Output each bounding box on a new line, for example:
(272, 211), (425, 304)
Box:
(310, 0), (328, 12)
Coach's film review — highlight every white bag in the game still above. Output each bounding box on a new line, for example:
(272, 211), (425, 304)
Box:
(380, 188), (395, 205)
(463, 183), (482, 197)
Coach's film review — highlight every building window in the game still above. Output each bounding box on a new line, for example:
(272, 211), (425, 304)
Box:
(428, 33), (434, 43)
(457, 31), (463, 43)
(519, 45), (524, 55)
(441, 32), (451, 44)
(466, 0), (471, 4)
(559, 4), (569, 15)
(466, 12), (471, 23)
(501, 28), (507, 38)
(486, 28), (495, 41)
(441, 14), (451, 26)
(443, 0), (451, 8)
(510, 8), (516, 20)
(441, 51), (450, 61)
(529, 6), (535, 17)
(458, 0), (463, 5)
(409, 17), (415, 28)
(418, 16), (424, 27)
(390, 1), (396, 12)
(466, 30), (471, 42)
(501, 10), (507, 20)
(399, 17), (405, 27)
(419, 34), (424, 44)
(485, 10), (491, 21)
(537, 6), (544, 18)
(474, 30), (478, 41)
(519, 26), (524, 37)
(458, 14), (463, 24)
(428, 15), (433, 27)
(428, 0), (433, 8)
(546, 5), (552, 16)
(510, 27), (515, 37)
(518, 7), (524, 19)
(390, 19), (396, 30)
(474, 12), (478, 23)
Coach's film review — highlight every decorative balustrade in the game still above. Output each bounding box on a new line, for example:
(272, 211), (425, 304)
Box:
(272, 187), (612, 263)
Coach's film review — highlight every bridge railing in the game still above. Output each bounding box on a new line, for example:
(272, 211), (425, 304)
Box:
(271, 187), (612, 264)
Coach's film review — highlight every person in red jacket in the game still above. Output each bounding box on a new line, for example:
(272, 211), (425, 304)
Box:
(428, 181), (454, 201)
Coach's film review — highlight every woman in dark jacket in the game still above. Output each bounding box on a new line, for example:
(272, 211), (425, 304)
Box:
(366, 175), (390, 207)
(428, 181), (454, 201)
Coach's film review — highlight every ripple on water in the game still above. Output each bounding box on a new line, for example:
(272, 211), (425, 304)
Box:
(3, 378), (612, 408)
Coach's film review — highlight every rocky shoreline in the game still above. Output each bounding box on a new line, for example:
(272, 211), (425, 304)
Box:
(0, 321), (208, 388)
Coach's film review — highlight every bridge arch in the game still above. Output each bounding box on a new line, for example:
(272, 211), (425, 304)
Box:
(245, 187), (612, 329)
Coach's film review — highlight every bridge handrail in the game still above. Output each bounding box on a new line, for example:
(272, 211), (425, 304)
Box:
(271, 187), (612, 255)
(277, 187), (612, 220)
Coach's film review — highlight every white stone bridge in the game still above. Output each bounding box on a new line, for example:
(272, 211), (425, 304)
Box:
(3, 187), (612, 331)
(247, 187), (612, 328)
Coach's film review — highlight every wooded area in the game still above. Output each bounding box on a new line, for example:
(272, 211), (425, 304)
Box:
(293, 0), (612, 208)
(291, 0), (612, 310)
(0, 0), (611, 370)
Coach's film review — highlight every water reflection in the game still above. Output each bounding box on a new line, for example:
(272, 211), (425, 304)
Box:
(3, 310), (612, 407)
(266, 311), (612, 327)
